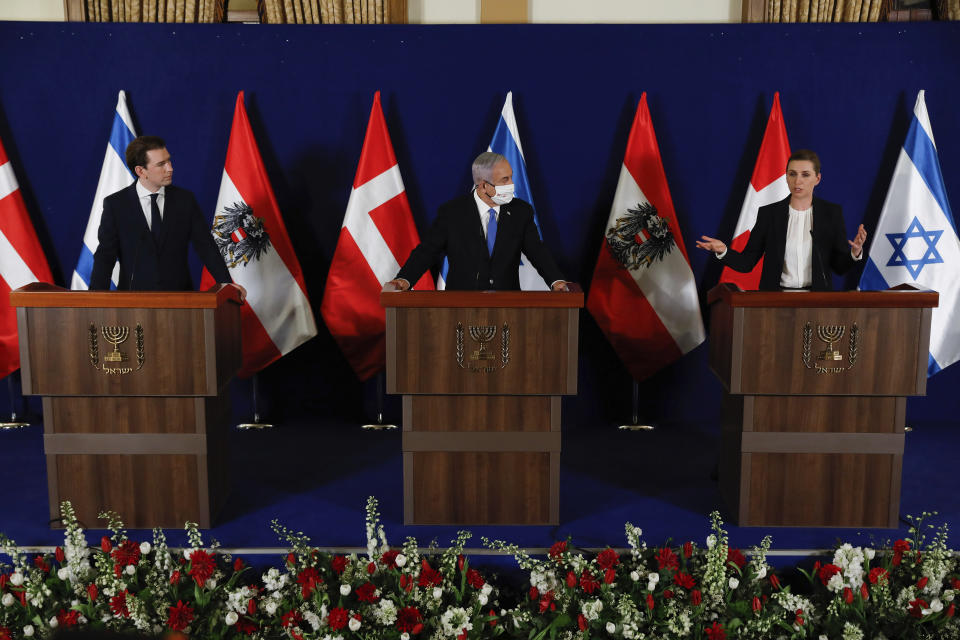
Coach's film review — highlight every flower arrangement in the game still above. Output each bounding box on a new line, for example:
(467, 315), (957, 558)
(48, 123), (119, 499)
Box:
(0, 499), (956, 639)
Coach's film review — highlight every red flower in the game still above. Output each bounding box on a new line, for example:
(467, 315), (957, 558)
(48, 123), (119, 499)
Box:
(367, 561), (377, 574)
(952, 578), (960, 590)
(751, 596), (761, 612)
(33, 556), (49, 573)
(236, 618), (257, 634)
(691, 590), (702, 605)
(726, 548), (747, 570)
(673, 572), (695, 589)
(566, 571), (577, 588)
(281, 609), (304, 628)
(188, 549), (216, 587)
(248, 598), (257, 615)
(860, 583), (869, 601)
(946, 603), (955, 619)
(0, 574), (7, 590)
(604, 568), (616, 584)
(234, 557), (245, 571)
(111, 540), (141, 568)
(55, 547), (65, 564)
(538, 590), (556, 613)
(818, 563), (842, 585)
(381, 550), (400, 569)
(0, 627), (10, 640)
(397, 607), (423, 633)
(795, 609), (805, 626)
(843, 587), (854, 604)
(646, 593), (655, 610)
(57, 609), (80, 627)
(663, 589), (674, 599)
(328, 607), (350, 630)
(488, 609), (497, 627)
(167, 600), (194, 631)
(917, 576), (929, 589)
(577, 614), (588, 631)
(466, 569), (485, 589)
(296, 567), (323, 599)
(332, 555), (348, 574)
(169, 570), (181, 585)
(399, 574), (413, 592)
(683, 541), (693, 558)
(893, 539), (911, 566)
(580, 569), (600, 594)
(549, 541), (567, 560)
(868, 567), (889, 584)
(656, 547), (679, 571)
(110, 590), (130, 618)
(418, 560), (442, 587)
(87, 583), (98, 601)
(596, 548), (620, 570)
(356, 582), (379, 602)
(704, 621), (726, 640)
(770, 574), (781, 590)
(908, 598), (929, 618)
(113, 564), (122, 578)
(529, 586), (539, 601)
(286, 552), (296, 567)
(100, 536), (112, 553)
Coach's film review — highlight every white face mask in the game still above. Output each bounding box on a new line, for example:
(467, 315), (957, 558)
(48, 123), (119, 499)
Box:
(487, 182), (515, 205)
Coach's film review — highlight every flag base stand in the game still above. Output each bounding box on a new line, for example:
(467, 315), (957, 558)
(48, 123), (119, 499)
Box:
(236, 374), (273, 430)
(361, 373), (396, 430)
(617, 380), (654, 431)
(0, 419), (30, 430)
(618, 423), (654, 431)
(1, 379), (30, 429)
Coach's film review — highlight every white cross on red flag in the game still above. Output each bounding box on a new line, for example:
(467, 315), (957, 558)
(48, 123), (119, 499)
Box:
(320, 91), (433, 381)
(720, 92), (792, 290)
(201, 91), (317, 377)
(0, 134), (54, 378)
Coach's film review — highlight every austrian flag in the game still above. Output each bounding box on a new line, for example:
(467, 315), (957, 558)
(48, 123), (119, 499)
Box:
(587, 93), (704, 381)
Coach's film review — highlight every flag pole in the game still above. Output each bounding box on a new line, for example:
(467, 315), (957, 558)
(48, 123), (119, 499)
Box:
(237, 373), (273, 430)
(0, 375), (29, 430)
(362, 371), (396, 430)
(618, 379), (653, 431)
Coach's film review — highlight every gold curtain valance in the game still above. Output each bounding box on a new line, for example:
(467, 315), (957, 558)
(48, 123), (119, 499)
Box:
(257, 0), (406, 24)
(76, 0), (226, 22)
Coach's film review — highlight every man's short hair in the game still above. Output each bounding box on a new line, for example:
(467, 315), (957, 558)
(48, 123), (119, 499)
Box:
(472, 151), (507, 186)
(125, 136), (166, 173)
(788, 149), (821, 174)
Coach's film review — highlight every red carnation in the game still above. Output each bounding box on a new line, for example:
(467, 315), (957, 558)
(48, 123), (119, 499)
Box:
(893, 539), (911, 566)
(656, 546), (679, 571)
(691, 589), (702, 605)
(705, 621), (726, 640)
(418, 560), (442, 587)
(169, 570), (181, 585)
(0, 574), (7, 590)
(110, 590), (131, 618)
(488, 609), (497, 627)
(188, 549), (216, 587)
(331, 555), (349, 574)
(577, 614), (588, 631)
(596, 548), (619, 570)
(538, 589), (556, 613)
(0, 627), (10, 640)
(818, 563), (842, 585)
(381, 550), (400, 569)
(236, 617), (257, 634)
(328, 607), (350, 630)
(281, 609), (303, 628)
(57, 609), (80, 628)
(908, 598), (929, 618)
(297, 567), (323, 599)
(663, 589), (674, 599)
(466, 568), (485, 589)
(673, 572), (695, 589)
(868, 567), (889, 584)
(726, 547), (747, 570)
(549, 541), (567, 560)
(580, 569), (600, 594)
(952, 578), (960, 590)
(111, 540), (141, 567)
(396, 606), (423, 633)
(795, 609), (805, 626)
(356, 582), (379, 602)
(167, 600), (194, 631)
(33, 556), (49, 573)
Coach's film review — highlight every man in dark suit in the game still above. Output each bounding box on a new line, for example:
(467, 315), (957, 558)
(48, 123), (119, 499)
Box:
(90, 136), (243, 296)
(388, 151), (566, 291)
(696, 149), (867, 291)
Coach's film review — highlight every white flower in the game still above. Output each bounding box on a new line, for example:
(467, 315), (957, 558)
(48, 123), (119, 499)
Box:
(479, 593), (488, 606)
(57, 568), (70, 580)
(440, 607), (472, 637)
(395, 553), (407, 567)
(433, 586), (443, 599)
(23, 625), (35, 637)
(842, 621), (864, 640)
(349, 617), (362, 632)
(630, 571), (639, 581)
(755, 566), (767, 579)
(183, 549), (193, 560)
(481, 583), (493, 596)
(728, 577), (739, 589)
(340, 584), (352, 596)
(827, 573), (845, 593)
(401, 634), (410, 640)
(206, 578), (217, 590)
(125, 565), (137, 576)
(265, 601), (278, 615)
(647, 572), (660, 586)
(49, 616), (59, 629)
(606, 622), (616, 634)
(820, 635), (829, 640)
(1, 593), (14, 607)
(225, 611), (239, 626)
(706, 535), (717, 549)
(9, 572), (24, 586)
(921, 598), (944, 616)
(943, 589), (955, 602)
(865, 548), (876, 561)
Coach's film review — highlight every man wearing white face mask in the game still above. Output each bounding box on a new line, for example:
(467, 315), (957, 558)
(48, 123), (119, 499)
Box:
(390, 151), (567, 291)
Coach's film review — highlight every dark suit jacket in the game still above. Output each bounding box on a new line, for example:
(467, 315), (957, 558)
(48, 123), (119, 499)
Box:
(396, 193), (564, 290)
(721, 196), (857, 291)
(89, 183), (231, 291)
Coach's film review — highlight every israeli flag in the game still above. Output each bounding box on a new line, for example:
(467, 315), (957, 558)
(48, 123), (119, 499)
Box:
(859, 90), (960, 375)
(71, 90), (137, 290)
(437, 91), (548, 290)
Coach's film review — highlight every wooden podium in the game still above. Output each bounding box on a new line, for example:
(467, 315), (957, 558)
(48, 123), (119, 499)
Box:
(707, 284), (938, 527)
(11, 283), (242, 529)
(381, 286), (583, 525)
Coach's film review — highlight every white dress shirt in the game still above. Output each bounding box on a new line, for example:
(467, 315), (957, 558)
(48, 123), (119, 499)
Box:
(780, 205), (813, 289)
(135, 181), (165, 230)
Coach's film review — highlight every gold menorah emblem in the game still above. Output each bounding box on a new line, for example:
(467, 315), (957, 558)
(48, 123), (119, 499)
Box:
(817, 324), (845, 361)
(101, 325), (130, 363)
(469, 325), (497, 361)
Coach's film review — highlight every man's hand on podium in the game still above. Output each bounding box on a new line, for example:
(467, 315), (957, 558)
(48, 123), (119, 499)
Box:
(551, 280), (570, 292)
(386, 279), (410, 291)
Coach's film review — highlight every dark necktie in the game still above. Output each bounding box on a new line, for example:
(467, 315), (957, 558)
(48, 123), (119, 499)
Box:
(486, 208), (497, 256)
(149, 193), (162, 243)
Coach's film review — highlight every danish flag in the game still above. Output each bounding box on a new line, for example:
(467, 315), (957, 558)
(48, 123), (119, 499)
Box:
(320, 92), (433, 381)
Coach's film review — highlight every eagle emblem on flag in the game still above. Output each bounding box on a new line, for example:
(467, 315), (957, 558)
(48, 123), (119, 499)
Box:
(605, 201), (676, 270)
(212, 201), (272, 268)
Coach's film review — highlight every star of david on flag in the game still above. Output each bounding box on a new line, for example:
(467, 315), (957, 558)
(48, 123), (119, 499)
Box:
(859, 90), (960, 375)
